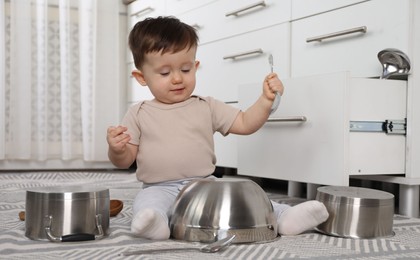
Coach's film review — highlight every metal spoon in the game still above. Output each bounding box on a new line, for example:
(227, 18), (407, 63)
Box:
(268, 54), (281, 114)
(119, 235), (236, 256)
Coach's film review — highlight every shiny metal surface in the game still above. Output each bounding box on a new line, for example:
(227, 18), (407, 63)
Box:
(306, 26), (367, 43)
(316, 186), (394, 238)
(268, 54), (281, 115)
(378, 48), (411, 79)
(225, 1), (266, 17)
(119, 235), (236, 256)
(267, 116), (307, 122)
(25, 186), (110, 241)
(170, 178), (277, 243)
(223, 48), (263, 60)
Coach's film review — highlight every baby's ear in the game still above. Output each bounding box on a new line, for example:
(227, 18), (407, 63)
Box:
(132, 70), (147, 86)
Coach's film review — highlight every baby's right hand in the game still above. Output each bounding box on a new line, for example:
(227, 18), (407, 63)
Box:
(107, 126), (131, 153)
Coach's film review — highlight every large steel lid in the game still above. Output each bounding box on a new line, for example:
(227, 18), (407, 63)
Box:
(26, 185), (109, 201)
(316, 186), (394, 207)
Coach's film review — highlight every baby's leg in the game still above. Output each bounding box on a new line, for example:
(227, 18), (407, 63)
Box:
(131, 208), (170, 240)
(272, 200), (329, 235)
(131, 184), (179, 240)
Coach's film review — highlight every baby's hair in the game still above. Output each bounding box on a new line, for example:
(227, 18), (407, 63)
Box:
(129, 16), (199, 69)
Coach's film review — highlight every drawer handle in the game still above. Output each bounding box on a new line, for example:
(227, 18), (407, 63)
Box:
(132, 6), (154, 18)
(225, 1), (266, 17)
(267, 116), (307, 122)
(190, 23), (202, 30)
(223, 48), (264, 60)
(306, 26), (367, 43)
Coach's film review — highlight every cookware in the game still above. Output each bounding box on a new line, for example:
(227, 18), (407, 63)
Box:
(315, 186), (394, 238)
(170, 178), (278, 243)
(25, 185), (110, 242)
(378, 48), (411, 79)
(119, 234), (236, 256)
(19, 199), (123, 221)
(268, 54), (281, 114)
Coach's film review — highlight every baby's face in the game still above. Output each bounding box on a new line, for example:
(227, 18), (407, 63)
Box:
(140, 47), (199, 104)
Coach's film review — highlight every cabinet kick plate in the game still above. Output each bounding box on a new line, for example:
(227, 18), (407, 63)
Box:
(349, 119), (406, 135)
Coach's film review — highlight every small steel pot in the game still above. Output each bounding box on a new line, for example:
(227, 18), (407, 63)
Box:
(25, 185), (110, 242)
(315, 186), (394, 238)
(170, 178), (277, 243)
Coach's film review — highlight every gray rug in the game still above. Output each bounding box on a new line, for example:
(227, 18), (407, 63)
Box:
(1, 170), (420, 259)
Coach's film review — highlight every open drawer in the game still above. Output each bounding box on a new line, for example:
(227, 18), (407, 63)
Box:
(237, 72), (407, 186)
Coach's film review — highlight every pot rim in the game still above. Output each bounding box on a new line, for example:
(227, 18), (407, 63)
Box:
(316, 186), (394, 207)
(26, 185), (109, 200)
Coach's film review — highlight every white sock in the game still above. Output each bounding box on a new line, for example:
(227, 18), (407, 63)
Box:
(131, 208), (170, 240)
(277, 200), (329, 235)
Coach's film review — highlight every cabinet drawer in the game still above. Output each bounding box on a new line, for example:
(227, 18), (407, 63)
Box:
(177, 0), (291, 44)
(291, 0), (410, 78)
(196, 23), (290, 102)
(166, 0), (218, 16)
(238, 72), (406, 185)
(291, 0), (366, 20)
(128, 0), (165, 28)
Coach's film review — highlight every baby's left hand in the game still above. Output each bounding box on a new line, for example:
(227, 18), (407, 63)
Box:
(263, 73), (284, 102)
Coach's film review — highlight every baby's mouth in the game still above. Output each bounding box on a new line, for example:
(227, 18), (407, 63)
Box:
(171, 87), (185, 92)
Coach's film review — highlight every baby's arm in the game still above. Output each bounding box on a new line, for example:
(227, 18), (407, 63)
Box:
(229, 73), (284, 135)
(107, 125), (138, 168)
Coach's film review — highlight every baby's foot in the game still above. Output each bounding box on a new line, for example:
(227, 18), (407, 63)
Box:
(131, 208), (170, 240)
(277, 200), (329, 235)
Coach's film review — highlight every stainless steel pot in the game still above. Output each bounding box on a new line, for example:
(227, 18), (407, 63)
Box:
(315, 186), (394, 238)
(170, 178), (278, 243)
(25, 186), (110, 242)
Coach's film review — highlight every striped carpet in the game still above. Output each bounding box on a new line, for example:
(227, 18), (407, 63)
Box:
(1, 170), (420, 259)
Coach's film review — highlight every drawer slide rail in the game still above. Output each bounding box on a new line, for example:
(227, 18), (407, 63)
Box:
(349, 119), (406, 135)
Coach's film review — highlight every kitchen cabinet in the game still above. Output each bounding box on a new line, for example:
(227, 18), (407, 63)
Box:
(165, 0), (217, 16)
(238, 72), (407, 186)
(196, 23), (290, 103)
(291, 0), (367, 20)
(291, 0), (410, 78)
(124, 1), (420, 199)
(176, 0), (291, 45)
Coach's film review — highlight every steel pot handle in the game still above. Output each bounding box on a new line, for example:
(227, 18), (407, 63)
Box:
(45, 214), (104, 242)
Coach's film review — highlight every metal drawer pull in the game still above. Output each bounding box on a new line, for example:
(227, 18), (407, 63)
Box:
(306, 26), (367, 43)
(190, 23), (202, 30)
(267, 116), (307, 122)
(223, 48), (263, 60)
(133, 6), (154, 18)
(225, 1), (266, 17)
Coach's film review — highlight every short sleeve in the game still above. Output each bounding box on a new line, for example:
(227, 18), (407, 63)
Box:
(205, 97), (240, 136)
(121, 102), (143, 145)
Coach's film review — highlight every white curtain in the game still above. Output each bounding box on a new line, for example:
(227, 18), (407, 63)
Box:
(0, 0), (123, 168)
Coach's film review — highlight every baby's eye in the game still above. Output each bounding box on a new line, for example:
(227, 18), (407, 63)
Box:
(181, 68), (191, 73)
(160, 72), (170, 76)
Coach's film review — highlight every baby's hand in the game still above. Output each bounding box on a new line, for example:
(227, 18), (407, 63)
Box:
(107, 126), (131, 153)
(263, 73), (284, 101)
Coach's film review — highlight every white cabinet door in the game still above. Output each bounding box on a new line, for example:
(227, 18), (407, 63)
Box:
(238, 72), (349, 185)
(238, 72), (406, 186)
(166, 0), (218, 16)
(196, 23), (290, 102)
(291, 0), (366, 19)
(291, 0), (410, 78)
(177, 0), (291, 44)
